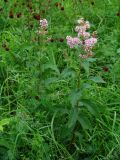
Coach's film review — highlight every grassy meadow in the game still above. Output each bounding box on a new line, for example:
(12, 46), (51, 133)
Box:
(0, 0), (120, 160)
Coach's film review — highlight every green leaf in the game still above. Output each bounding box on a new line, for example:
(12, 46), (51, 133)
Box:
(117, 48), (120, 54)
(87, 58), (97, 62)
(0, 139), (10, 148)
(68, 108), (78, 128)
(60, 68), (76, 79)
(0, 118), (10, 132)
(70, 89), (82, 107)
(80, 99), (99, 116)
(90, 76), (106, 83)
(75, 132), (83, 142)
(81, 61), (89, 75)
(78, 115), (92, 130)
(0, 118), (10, 126)
(81, 83), (91, 90)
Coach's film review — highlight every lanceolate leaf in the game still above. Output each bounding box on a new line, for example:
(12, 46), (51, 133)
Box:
(60, 68), (76, 79)
(68, 108), (78, 128)
(70, 89), (82, 107)
(90, 76), (106, 83)
(81, 61), (90, 76)
(80, 99), (99, 116)
(78, 114), (92, 130)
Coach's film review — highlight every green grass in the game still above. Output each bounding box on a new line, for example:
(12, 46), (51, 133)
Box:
(0, 0), (120, 160)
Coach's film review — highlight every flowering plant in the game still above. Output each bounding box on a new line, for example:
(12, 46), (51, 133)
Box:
(65, 18), (102, 150)
(66, 18), (97, 59)
(37, 19), (48, 35)
(39, 17), (102, 151)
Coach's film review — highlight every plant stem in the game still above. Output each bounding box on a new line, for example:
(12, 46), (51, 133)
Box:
(68, 62), (81, 151)
(77, 64), (81, 89)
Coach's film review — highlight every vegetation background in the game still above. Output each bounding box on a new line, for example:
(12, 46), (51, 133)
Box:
(0, 0), (120, 160)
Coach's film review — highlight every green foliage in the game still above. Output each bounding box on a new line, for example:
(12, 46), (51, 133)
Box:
(0, 118), (10, 132)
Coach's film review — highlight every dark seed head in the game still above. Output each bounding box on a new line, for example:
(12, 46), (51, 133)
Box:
(0, 8), (3, 13)
(16, 12), (22, 18)
(30, 24), (33, 28)
(5, 47), (10, 51)
(50, 38), (54, 42)
(61, 6), (64, 10)
(91, 1), (94, 5)
(103, 66), (109, 72)
(10, 111), (16, 116)
(59, 38), (64, 42)
(34, 14), (40, 20)
(9, 11), (14, 18)
(35, 96), (40, 101)
(117, 12), (120, 16)
(29, 6), (32, 10)
(4, 0), (8, 2)
(55, 2), (59, 7)
(2, 43), (7, 48)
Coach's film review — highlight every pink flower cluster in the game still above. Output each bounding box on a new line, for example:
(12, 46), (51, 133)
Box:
(66, 36), (81, 48)
(37, 19), (48, 35)
(40, 19), (48, 29)
(84, 37), (97, 48)
(66, 18), (97, 59)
